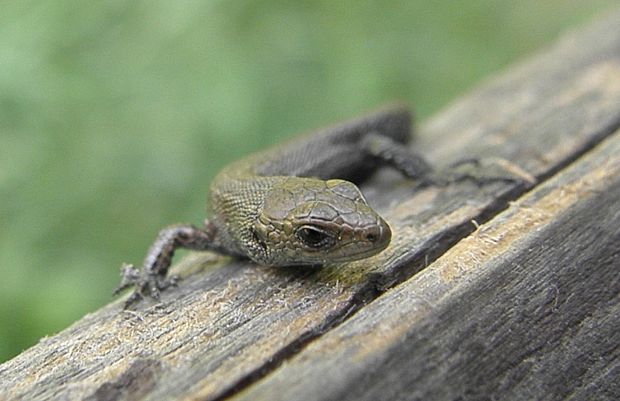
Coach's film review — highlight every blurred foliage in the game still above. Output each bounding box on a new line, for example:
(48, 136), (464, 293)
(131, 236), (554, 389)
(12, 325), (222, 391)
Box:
(0, 0), (616, 362)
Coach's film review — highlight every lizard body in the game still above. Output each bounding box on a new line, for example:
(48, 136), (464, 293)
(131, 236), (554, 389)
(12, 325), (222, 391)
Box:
(116, 105), (434, 306)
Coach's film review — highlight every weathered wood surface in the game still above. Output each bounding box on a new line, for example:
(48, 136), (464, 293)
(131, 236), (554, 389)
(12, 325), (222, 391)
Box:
(2, 9), (620, 401)
(233, 129), (620, 401)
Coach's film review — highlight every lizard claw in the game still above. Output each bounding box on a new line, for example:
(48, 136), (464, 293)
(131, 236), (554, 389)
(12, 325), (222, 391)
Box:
(113, 263), (141, 295)
(417, 157), (536, 189)
(114, 262), (181, 308)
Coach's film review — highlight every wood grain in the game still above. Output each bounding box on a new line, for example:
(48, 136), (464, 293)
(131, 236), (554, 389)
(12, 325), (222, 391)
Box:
(233, 129), (620, 401)
(2, 9), (620, 401)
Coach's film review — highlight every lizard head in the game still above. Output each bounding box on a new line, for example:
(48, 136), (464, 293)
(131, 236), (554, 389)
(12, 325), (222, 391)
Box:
(253, 178), (391, 266)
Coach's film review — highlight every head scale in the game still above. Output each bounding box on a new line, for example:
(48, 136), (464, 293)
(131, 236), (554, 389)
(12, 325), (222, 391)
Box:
(252, 178), (391, 266)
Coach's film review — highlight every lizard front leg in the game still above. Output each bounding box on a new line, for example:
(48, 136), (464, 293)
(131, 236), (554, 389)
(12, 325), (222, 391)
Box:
(114, 220), (226, 308)
(360, 132), (433, 180)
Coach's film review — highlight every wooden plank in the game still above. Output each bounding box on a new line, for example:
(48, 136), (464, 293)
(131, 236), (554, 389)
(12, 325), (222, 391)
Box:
(2, 9), (620, 401)
(232, 129), (620, 401)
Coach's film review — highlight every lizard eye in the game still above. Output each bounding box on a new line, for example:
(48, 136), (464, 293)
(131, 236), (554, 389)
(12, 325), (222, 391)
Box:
(296, 225), (335, 249)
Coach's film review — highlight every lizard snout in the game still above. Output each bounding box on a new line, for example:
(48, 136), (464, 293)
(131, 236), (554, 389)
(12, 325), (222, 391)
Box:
(358, 217), (391, 253)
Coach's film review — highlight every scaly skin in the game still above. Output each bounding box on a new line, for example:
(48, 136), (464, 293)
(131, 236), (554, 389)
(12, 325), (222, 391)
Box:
(115, 104), (433, 307)
(211, 176), (391, 266)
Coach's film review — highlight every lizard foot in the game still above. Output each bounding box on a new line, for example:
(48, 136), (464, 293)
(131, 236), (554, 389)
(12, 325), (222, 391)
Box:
(113, 262), (180, 309)
(417, 157), (536, 189)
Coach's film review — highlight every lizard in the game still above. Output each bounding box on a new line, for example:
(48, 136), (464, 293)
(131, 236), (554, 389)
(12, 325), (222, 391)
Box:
(114, 104), (508, 308)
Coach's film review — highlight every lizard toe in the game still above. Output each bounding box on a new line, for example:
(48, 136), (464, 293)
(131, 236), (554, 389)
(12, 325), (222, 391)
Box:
(113, 263), (141, 295)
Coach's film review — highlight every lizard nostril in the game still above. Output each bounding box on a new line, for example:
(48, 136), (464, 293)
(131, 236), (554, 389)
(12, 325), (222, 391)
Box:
(366, 232), (378, 242)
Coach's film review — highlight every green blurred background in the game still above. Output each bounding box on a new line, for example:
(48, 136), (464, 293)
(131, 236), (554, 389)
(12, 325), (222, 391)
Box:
(1, 0), (616, 362)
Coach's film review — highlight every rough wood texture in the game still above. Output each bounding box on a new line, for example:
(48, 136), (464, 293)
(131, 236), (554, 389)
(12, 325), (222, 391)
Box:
(2, 9), (620, 401)
(233, 130), (620, 401)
